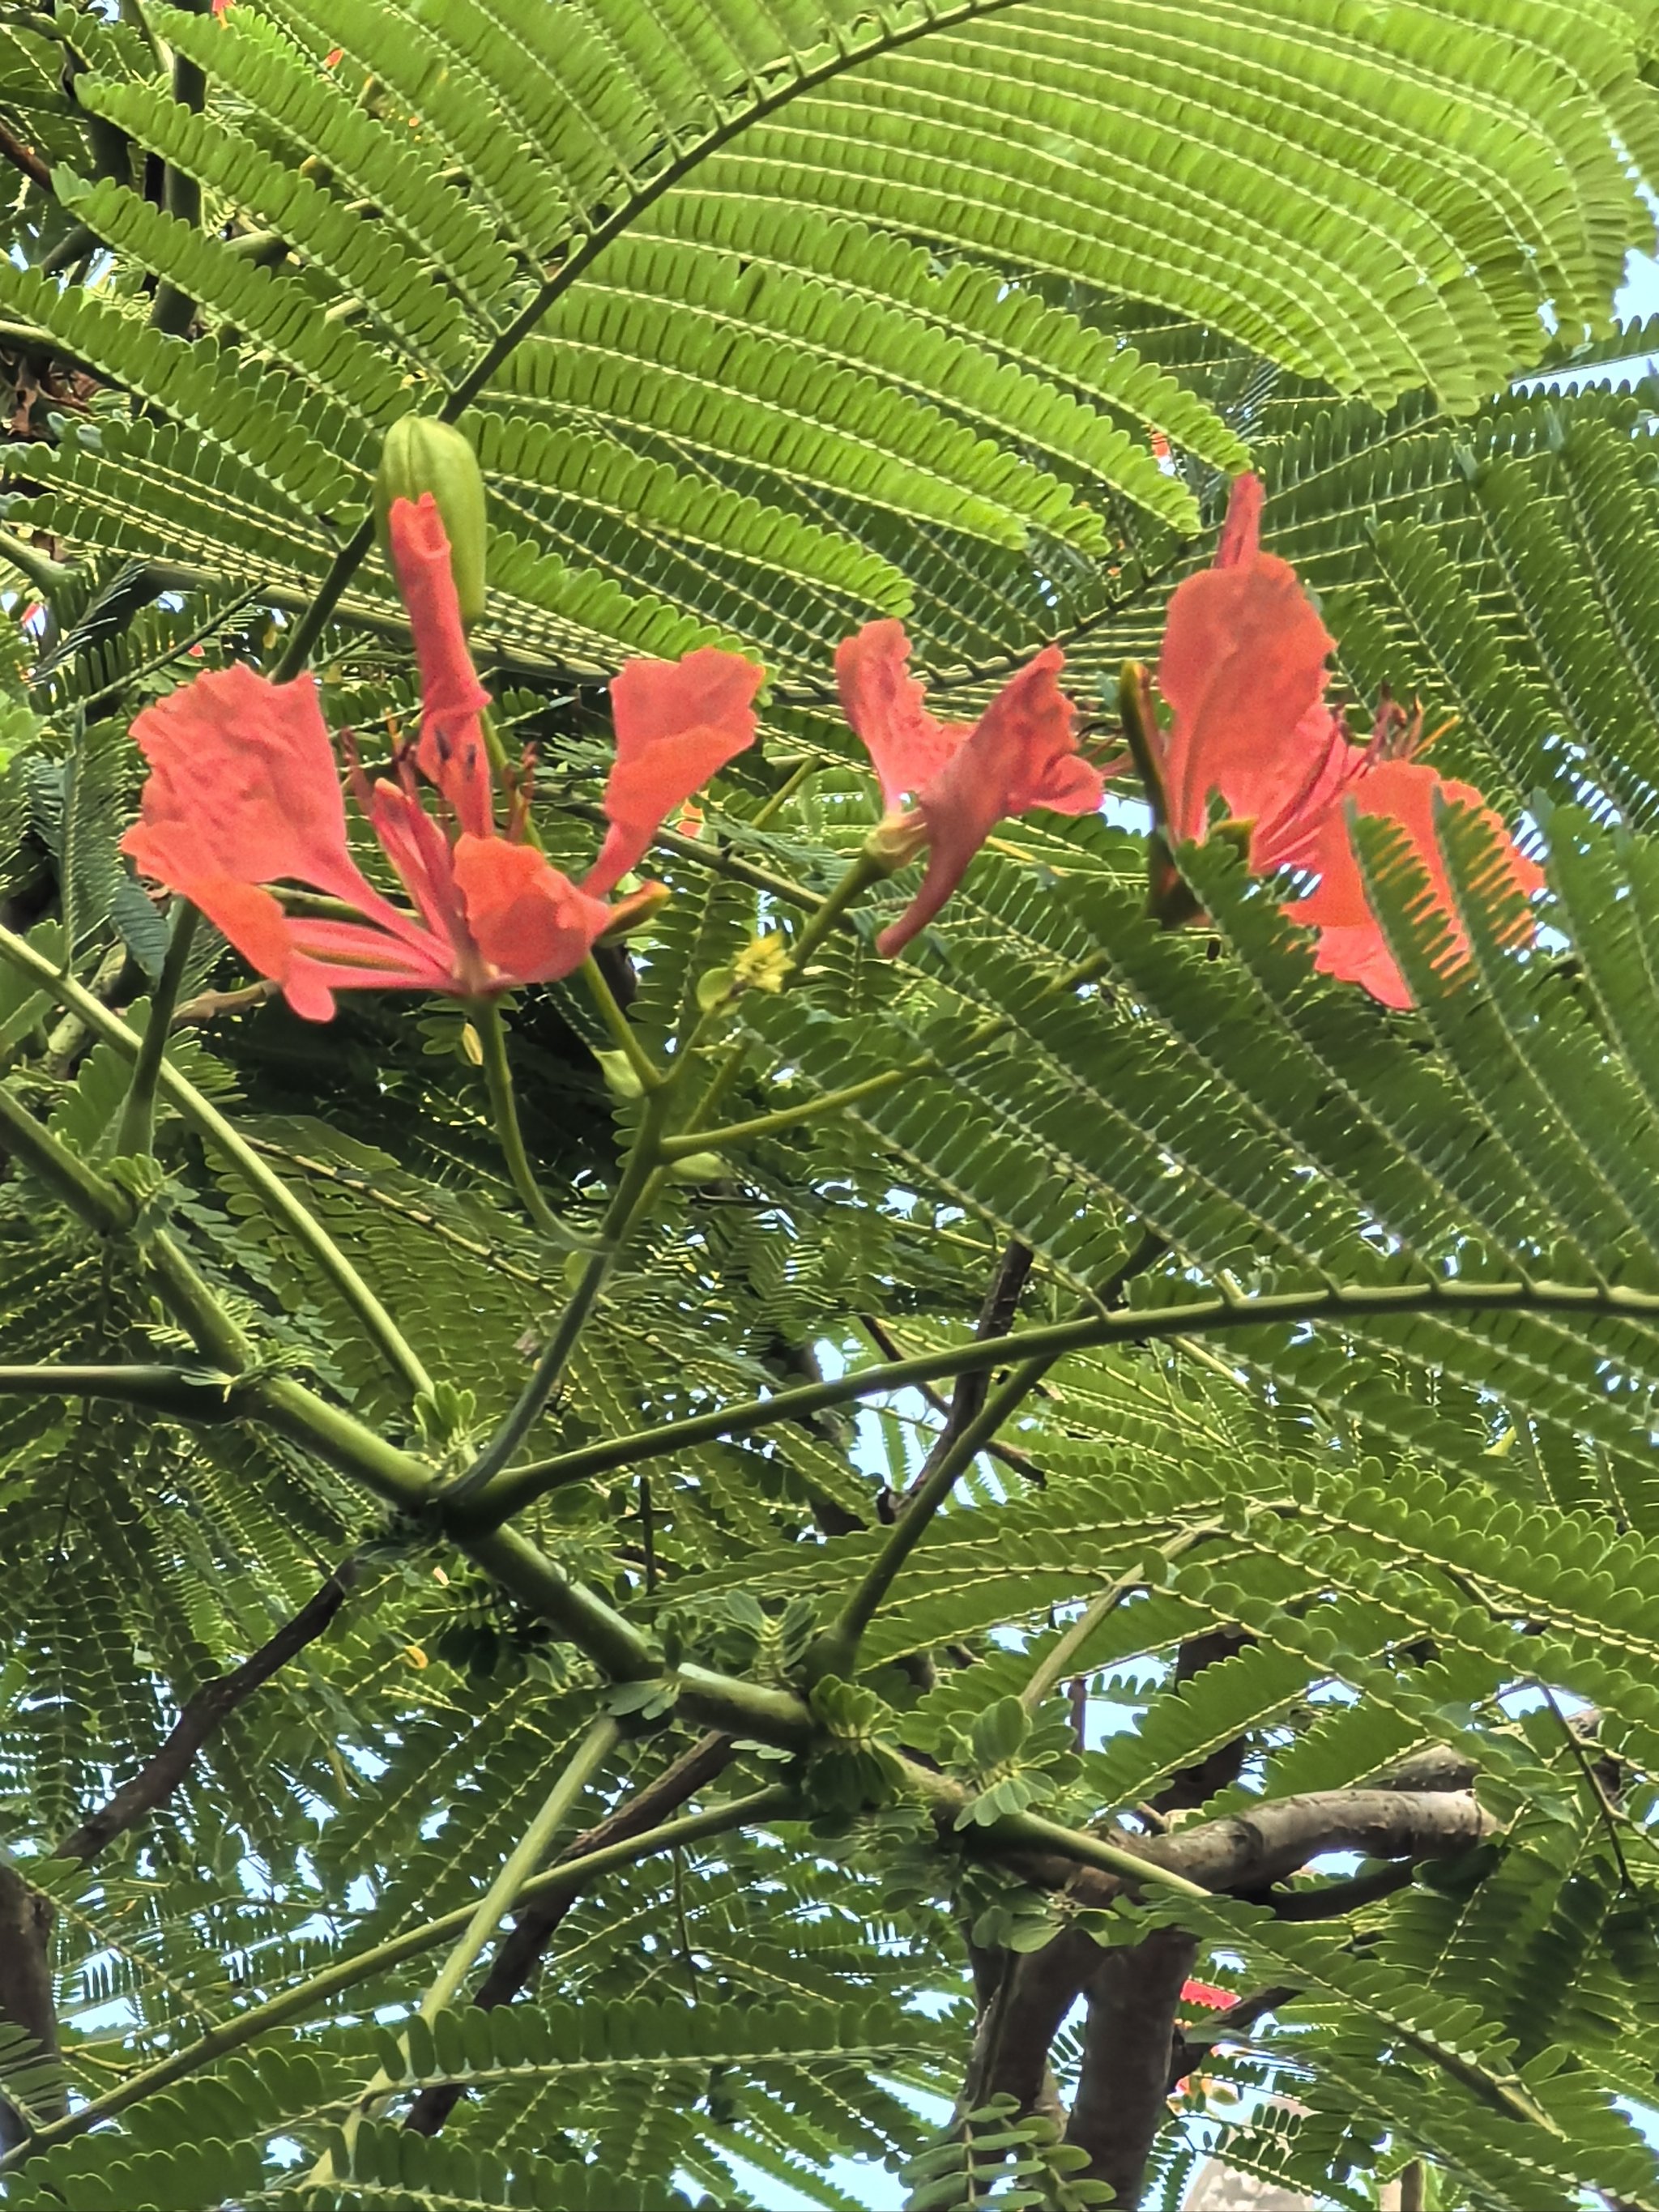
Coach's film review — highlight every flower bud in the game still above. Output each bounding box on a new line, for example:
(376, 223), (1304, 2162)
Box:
(374, 416), (488, 625)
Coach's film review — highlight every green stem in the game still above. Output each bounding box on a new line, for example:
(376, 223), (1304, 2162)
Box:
(442, 1085), (672, 1502)
(1019, 1528), (1216, 1711)
(0, 925), (433, 1402)
(659, 1066), (923, 1160)
(463, 1270), (1659, 1526)
(811, 1356), (1053, 1680)
(0, 1363), (243, 1416)
(311, 1717), (621, 2179)
(992, 1806), (1212, 1901)
(267, 516), (377, 683)
(579, 953), (661, 1092)
(113, 903), (198, 1158)
(2, 1784), (795, 2166)
(748, 759), (818, 829)
(0, 1074), (255, 1373)
(475, 1001), (567, 1238)
(612, 816), (824, 912)
(462, 1524), (657, 1681)
(0, 526), (70, 597)
(0, 1078), (130, 1236)
(787, 847), (889, 974)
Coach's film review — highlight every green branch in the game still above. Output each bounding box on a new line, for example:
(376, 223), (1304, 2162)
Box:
(311, 1715), (622, 2182)
(2, 1783), (796, 2164)
(443, 1085), (673, 1503)
(810, 1354), (1053, 1680)
(0, 927), (433, 1402)
(455, 1272), (1659, 1528)
(659, 1065), (922, 1161)
(0, 526), (70, 598)
(1020, 1528), (1218, 1711)
(113, 902), (198, 1159)
(0, 1363), (243, 1417)
(474, 1000), (570, 1238)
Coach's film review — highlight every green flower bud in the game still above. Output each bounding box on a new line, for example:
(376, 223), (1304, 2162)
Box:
(374, 416), (488, 625)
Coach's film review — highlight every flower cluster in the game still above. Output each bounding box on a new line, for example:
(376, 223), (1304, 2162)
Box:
(1148, 471), (1543, 1006)
(123, 475), (1541, 1022)
(122, 497), (762, 1021)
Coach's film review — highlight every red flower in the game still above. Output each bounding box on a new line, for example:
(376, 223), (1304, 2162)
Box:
(123, 497), (762, 1021)
(1179, 1979), (1231, 2011)
(1286, 757), (1545, 1008)
(835, 620), (1109, 957)
(588, 650), (765, 897)
(1151, 473), (1542, 1006)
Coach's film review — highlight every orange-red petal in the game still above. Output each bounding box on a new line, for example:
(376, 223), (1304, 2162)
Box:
(452, 836), (614, 985)
(386, 493), (494, 838)
(125, 663), (411, 927)
(586, 648), (764, 896)
(1287, 760), (1544, 1008)
(876, 646), (1102, 956)
(835, 620), (964, 809)
(122, 661), (464, 1018)
(1158, 530), (1337, 848)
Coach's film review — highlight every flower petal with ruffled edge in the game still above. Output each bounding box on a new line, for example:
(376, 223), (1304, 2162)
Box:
(451, 837), (616, 984)
(834, 620), (963, 809)
(1157, 474), (1340, 851)
(586, 649), (765, 897)
(876, 643), (1106, 957)
(386, 494), (496, 839)
(122, 662), (459, 1021)
(1286, 759), (1545, 1008)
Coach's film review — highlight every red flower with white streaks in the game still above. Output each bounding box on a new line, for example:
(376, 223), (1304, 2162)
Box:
(835, 620), (1112, 955)
(122, 497), (763, 1020)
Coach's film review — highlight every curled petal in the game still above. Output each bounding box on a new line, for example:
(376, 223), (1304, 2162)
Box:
(386, 493), (494, 838)
(1158, 559), (1336, 848)
(122, 663), (424, 948)
(122, 662), (467, 1019)
(877, 646), (1102, 956)
(835, 620), (963, 809)
(586, 648), (764, 897)
(1287, 759), (1544, 1007)
(1213, 471), (1265, 570)
(453, 837), (615, 985)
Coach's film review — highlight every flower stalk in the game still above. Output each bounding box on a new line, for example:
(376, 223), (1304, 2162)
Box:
(113, 900), (198, 1159)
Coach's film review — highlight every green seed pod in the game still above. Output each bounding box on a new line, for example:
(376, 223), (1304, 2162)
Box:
(374, 416), (488, 624)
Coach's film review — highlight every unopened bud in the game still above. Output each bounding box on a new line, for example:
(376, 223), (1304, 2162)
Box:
(667, 1151), (726, 1184)
(374, 416), (488, 624)
(593, 1049), (644, 1102)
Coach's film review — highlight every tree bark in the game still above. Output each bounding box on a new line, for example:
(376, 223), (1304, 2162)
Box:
(0, 1865), (62, 2152)
(1066, 1925), (1199, 2203)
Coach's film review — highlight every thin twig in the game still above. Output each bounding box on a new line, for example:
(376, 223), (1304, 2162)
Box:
(58, 1559), (359, 1862)
(0, 119), (51, 193)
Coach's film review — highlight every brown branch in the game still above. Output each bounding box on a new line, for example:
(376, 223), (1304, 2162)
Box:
(1068, 1924), (1199, 2205)
(57, 1560), (357, 1863)
(859, 1314), (1043, 1486)
(0, 1867), (61, 2153)
(0, 120), (51, 195)
(1137, 1788), (1493, 1895)
(970, 1785), (1493, 2206)
(0, 1559), (356, 2146)
(403, 1730), (736, 2135)
(1253, 1862), (1414, 1920)
(900, 1241), (1033, 1507)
